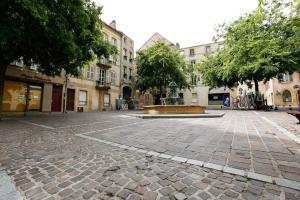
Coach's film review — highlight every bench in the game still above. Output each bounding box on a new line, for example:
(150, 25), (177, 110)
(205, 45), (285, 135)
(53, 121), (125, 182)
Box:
(287, 111), (300, 124)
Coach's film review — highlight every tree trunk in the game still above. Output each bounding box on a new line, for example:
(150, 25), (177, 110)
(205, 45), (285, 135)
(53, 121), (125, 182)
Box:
(0, 64), (8, 120)
(254, 80), (259, 93)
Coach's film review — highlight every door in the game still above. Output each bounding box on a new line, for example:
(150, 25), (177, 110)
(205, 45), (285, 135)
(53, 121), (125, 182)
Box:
(66, 89), (75, 111)
(28, 85), (42, 111)
(51, 85), (62, 112)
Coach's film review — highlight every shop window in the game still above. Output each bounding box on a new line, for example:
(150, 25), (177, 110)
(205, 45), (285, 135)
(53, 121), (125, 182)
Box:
(79, 90), (87, 105)
(282, 90), (292, 102)
(3, 80), (27, 112)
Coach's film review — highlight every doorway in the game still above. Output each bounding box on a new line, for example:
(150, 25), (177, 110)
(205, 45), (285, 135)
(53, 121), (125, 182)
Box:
(51, 85), (63, 112)
(66, 89), (75, 111)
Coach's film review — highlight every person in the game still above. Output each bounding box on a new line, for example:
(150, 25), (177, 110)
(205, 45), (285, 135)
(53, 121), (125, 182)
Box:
(224, 96), (230, 107)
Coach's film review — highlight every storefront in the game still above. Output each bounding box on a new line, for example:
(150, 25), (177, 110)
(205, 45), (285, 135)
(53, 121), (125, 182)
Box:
(3, 65), (65, 114)
(3, 80), (43, 112)
(208, 93), (230, 106)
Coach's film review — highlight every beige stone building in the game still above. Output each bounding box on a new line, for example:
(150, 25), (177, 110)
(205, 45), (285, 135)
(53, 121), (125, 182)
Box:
(3, 59), (65, 115)
(179, 42), (236, 108)
(237, 72), (300, 109)
(138, 33), (235, 107)
(65, 21), (136, 112)
(2, 20), (136, 114)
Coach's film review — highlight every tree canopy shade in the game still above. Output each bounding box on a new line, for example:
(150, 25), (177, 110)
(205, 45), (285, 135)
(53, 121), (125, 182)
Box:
(199, 0), (300, 92)
(0, 0), (117, 116)
(135, 42), (189, 95)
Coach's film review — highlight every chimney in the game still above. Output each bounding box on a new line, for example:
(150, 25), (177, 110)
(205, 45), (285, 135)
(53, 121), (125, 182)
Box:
(109, 20), (116, 29)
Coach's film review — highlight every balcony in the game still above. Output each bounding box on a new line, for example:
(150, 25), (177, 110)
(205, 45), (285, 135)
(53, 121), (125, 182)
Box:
(97, 58), (112, 70)
(96, 80), (111, 90)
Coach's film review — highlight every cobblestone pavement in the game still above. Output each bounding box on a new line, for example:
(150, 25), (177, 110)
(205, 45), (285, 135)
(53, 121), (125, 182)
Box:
(0, 110), (300, 200)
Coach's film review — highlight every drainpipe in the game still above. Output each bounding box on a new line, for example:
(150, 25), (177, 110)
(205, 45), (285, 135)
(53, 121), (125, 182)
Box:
(120, 33), (124, 99)
(63, 73), (68, 113)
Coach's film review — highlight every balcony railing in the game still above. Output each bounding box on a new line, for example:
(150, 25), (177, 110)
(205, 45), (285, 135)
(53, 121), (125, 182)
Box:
(96, 80), (111, 90)
(97, 58), (112, 69)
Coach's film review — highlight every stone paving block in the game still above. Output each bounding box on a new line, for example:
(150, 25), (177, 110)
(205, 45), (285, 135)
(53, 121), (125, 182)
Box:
(186, 159), (204, 166)
(274, 178), (300, 191)
(247, 172), (272, 183)
(158, 154), (173, 159)
(223, 166), (245, 176)
(147, 151), (160, 157)
(204, 162), (223, 171)
(171, 156), (187, 163)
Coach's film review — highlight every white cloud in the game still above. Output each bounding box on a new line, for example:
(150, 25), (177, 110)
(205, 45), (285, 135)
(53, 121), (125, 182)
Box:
(94, 0), (258, 50)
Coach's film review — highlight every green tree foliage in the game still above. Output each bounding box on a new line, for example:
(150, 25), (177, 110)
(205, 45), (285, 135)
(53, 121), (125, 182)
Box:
(0, 0), (117, 116)
(136, 42), (189, 95)
(199, 0), (300, 92)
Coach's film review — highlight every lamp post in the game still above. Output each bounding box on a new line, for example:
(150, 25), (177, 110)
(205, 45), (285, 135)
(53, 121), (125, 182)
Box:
(293, 85), (300, 111)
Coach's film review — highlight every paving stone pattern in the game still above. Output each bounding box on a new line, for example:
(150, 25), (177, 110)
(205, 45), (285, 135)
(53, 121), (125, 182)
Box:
(0, 111), (299, 200)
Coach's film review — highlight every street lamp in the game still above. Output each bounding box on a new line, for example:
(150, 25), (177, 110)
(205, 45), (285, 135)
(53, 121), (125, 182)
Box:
(293, 85), (300, 111)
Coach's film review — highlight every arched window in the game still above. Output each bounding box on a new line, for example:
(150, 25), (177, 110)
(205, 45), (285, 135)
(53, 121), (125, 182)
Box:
(282, 90), (292, 102)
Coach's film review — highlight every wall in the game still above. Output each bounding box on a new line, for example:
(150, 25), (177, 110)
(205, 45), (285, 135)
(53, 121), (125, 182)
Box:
(42, 83), (52, 112)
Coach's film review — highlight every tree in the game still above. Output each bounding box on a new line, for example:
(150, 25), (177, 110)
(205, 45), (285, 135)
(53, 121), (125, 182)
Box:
(136, 42), (189, 100)
(0, 0), (117, 117)
(199, 0), (300, 93)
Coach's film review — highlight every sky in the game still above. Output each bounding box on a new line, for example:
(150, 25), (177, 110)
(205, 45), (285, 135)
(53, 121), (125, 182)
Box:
(94, 0), (258, 50)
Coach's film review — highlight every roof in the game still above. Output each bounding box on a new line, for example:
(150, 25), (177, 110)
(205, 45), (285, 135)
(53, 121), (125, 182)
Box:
(138, 32), (174, 51)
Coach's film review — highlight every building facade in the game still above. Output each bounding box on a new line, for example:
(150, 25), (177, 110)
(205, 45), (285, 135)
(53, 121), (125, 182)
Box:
(238, 72), (300, 109)
(3, 59), (65, 115)
(180, 42), (236, 108)
(2, 20), (136, 114)
(138, 33), (236, 107)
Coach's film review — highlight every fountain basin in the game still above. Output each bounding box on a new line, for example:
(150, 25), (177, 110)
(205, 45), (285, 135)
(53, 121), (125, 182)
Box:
(143, 105), (205, 114)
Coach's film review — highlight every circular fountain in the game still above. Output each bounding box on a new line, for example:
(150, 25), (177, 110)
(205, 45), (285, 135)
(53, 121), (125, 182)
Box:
(143, 82), (205, 115)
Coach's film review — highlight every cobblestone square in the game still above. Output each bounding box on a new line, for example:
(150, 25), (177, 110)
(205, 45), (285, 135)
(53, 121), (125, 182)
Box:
(0, 110), (300, 199)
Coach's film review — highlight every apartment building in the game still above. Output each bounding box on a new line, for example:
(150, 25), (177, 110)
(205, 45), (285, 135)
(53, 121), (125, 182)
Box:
(2, 21), (136, 114)
(180, 42), (236, 107)
(138, 33), (235, 107)
(238, 72), (300, 109)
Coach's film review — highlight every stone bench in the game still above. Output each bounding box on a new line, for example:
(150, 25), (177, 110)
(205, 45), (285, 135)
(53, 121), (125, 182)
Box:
(287, 111), (300, 124)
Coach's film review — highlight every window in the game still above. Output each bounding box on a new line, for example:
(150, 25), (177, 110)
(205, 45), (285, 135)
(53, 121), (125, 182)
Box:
(98, 68), (105, 85)
(192, 93), (198, 103)
(189, 49), (195, 56)
(282, 90), (292, 102)
(129, 51), (133, 62)
(79, 90), (87, 105)
(123, 66), (127, 78)
(106, 70), (110, 84)
(110, 71), (116, 85)
(218, 44), (224, 50)
(279, 72), (293, 83)
(123, 48), (127, 60)
(191, 60), (196, 66)
(111, 37), (117, 46)
(86, 66), (94, 79)
(103, 33), (108, 41)
(129, 68), (132, 80)
(123, 37), (127, 44)
(96, 67), (100, 80)
(205, 46), (211, 53)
